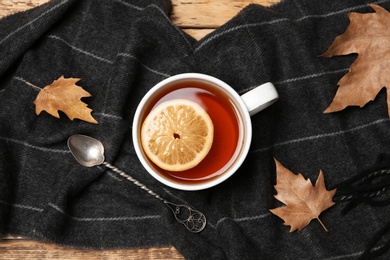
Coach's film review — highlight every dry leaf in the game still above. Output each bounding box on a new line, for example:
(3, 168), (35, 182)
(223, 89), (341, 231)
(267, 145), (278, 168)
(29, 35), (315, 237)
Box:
(322, 4), (390, 117)
(270, 159), (336, 232)
(32, 76), (98, 124)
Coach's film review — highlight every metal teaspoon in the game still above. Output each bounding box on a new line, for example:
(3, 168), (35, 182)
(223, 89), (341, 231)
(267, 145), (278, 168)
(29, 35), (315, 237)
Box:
(67, 134), (206, 233)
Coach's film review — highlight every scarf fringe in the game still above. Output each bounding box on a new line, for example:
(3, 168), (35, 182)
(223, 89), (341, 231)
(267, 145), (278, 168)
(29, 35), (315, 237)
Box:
(334, 154), (390, 259)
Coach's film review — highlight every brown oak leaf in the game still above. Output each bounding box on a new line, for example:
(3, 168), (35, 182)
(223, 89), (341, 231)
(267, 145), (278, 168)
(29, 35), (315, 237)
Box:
(270, 159), (336, 232)
(322, 4), (390, 117)
(31, 76), (98, 124)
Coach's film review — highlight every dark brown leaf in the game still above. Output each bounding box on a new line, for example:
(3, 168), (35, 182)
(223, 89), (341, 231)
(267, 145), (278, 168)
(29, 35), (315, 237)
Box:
(322, 4), (390, 117)
(270, 159), (336, 232)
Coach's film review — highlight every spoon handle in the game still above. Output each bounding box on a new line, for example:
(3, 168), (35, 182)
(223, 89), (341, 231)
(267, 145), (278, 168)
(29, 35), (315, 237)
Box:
(102, 162), (206, 233)
(103, 162), (164, 202)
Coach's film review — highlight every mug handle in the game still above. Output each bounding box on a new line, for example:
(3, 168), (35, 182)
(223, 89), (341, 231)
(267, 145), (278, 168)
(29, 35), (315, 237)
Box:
(240, 82), (279, 116)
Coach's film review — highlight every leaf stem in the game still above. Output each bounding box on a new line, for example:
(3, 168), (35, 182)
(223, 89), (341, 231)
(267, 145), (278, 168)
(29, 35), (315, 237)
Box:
(317, 217), (329, 232)
(25, 81), (41, 91)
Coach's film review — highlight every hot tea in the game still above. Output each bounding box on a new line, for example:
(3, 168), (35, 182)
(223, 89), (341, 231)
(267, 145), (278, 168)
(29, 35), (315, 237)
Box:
(139, 80), (243, 184)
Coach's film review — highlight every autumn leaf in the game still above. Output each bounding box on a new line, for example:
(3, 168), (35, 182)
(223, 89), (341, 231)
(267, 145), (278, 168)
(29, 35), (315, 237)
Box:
(322, 4), (390, 117)
(270, 159), (336, 232)
(28, 76), (98, 124)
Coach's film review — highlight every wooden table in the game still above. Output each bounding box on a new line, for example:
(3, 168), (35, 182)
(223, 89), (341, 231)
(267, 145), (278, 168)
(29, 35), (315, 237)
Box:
(0, 0), (279, 259)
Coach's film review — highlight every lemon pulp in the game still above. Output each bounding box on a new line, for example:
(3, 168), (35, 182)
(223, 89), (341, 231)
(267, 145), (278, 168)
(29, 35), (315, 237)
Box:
(141, 99), (214, 171)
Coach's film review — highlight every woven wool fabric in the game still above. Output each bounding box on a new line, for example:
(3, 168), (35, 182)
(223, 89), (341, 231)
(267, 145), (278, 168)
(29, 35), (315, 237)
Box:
(1, 0), (390, 259)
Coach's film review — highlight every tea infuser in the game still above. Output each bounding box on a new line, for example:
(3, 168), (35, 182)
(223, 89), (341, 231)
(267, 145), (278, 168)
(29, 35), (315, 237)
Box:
(67, 134), (206, 233)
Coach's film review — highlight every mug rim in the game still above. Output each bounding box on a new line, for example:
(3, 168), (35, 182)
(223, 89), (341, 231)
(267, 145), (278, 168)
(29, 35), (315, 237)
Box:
(132, 73), (252, 190)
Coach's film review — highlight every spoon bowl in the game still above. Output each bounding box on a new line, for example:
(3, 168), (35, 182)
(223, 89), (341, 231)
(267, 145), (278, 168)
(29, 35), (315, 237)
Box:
(68, 134), (105, 167)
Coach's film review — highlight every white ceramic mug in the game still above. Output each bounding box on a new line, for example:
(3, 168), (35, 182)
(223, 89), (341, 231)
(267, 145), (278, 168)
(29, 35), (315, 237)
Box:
(132, 73), (278, 190)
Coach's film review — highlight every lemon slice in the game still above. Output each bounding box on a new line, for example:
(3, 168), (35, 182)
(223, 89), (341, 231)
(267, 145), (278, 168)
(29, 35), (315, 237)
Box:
(141, 99), (214, 171)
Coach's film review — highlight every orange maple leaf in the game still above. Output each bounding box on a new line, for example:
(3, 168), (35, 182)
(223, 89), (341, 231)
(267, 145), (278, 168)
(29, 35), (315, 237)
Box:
(31, 76), (98, 124)
(270, 159), (336, 232)
(322, 4), (390, 117)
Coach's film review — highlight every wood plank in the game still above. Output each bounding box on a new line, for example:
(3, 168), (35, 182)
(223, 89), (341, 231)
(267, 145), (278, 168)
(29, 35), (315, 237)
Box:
(0, 0), (48, 17)
(183, 28), (215, 40)
(171, 0), (279, 28)
(0, 239), (184, 259)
